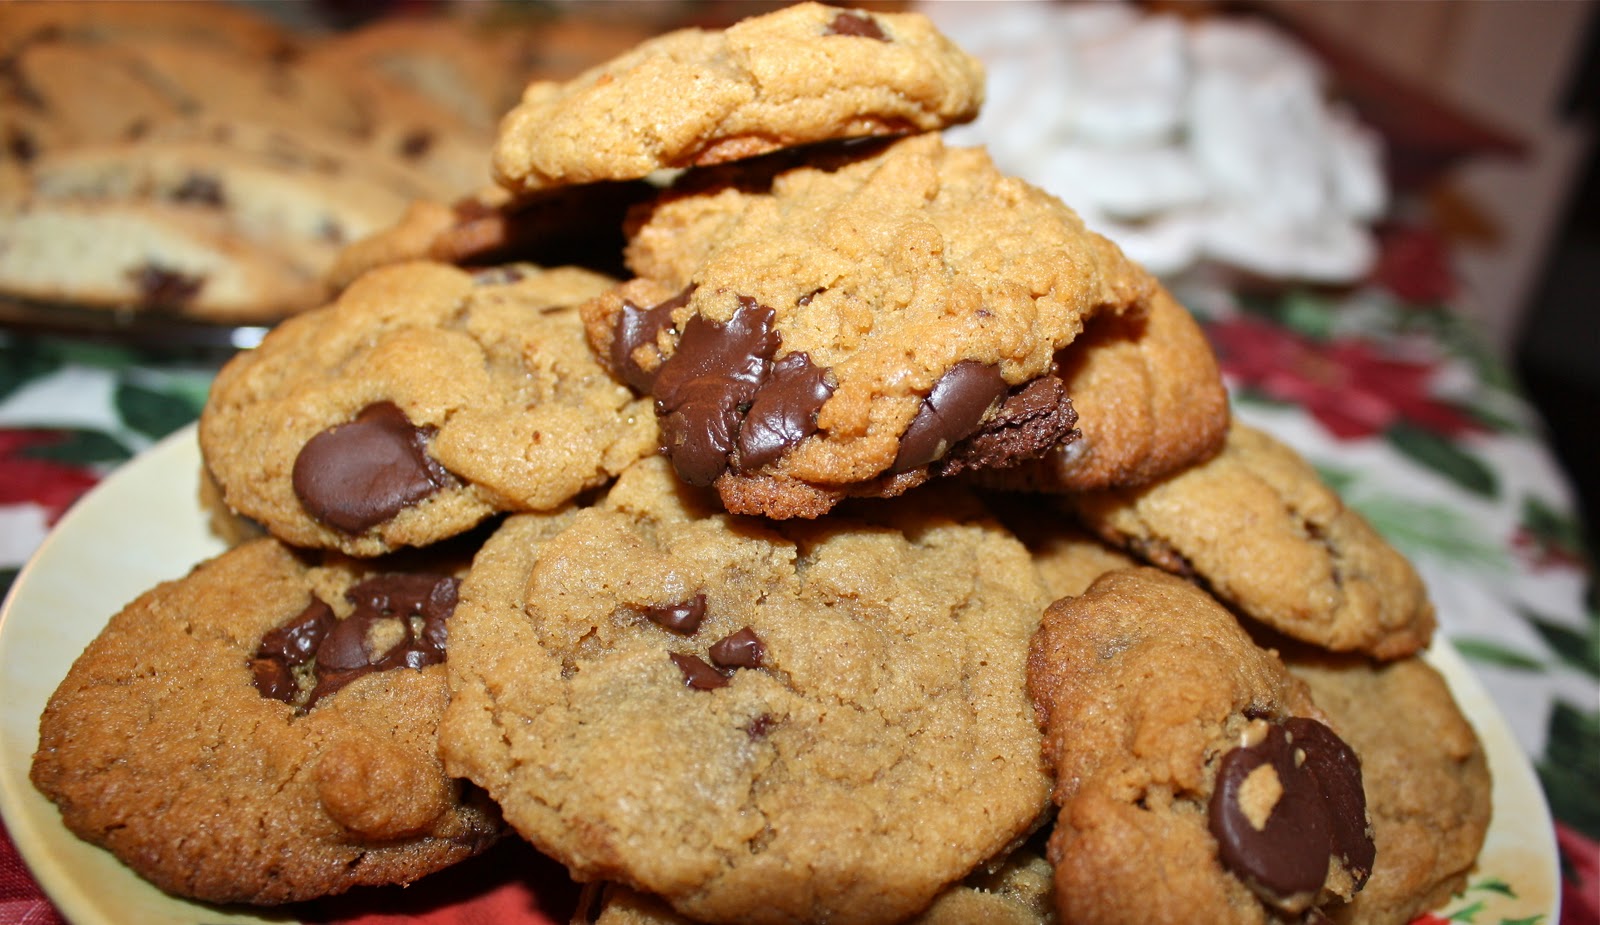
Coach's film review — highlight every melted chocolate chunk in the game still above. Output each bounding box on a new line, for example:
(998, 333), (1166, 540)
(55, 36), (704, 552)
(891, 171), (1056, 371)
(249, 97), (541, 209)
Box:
(735, 351), (833, 472)
(709, 627), (766, 669)
(670, 652), (729, 691)
(291, 402), (455, 534)
(653, 297), (780, 486)
(259, 598), (336, 665)
(171, 173), (224, 206)
(129, 264), (204, 306)
(612, 287), (693, 392)
(1209, 718), (1373, 912)
(892, 361), (1008, 473)
(827, 11), (889, 40)
(644, 594), (707, 635)
(934, 376), (1078, 477)
(1284, 717), (1375, 887)
(305, 573), (460, 709)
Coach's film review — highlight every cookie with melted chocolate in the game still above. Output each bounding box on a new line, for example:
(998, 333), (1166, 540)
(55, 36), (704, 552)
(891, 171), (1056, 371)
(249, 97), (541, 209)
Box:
(584, 134), (1155, 518)
(199, 260), (657, 556)
(1285, 653), (1492, 925)
(439, 455), (1052, 925)
(1067, 421), (1436, 660)
(29, 537), (501, 905)
(491, 2), (985, 195)
(1027, 567), (1375, 925)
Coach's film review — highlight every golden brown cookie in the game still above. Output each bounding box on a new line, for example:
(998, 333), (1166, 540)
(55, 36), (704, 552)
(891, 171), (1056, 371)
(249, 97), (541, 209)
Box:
(200, 261), (655, 556)
(1028, 567), (1375, 925)
(441, 455), (1052, 925)
(585, 133), (1155, 518)
(30, 537), (501, 905)
(491, 2), (984, 194)
(1286, 653), (1492, 925)
(1068, 422), (1435, 659)
(981, 283), (1230, 492)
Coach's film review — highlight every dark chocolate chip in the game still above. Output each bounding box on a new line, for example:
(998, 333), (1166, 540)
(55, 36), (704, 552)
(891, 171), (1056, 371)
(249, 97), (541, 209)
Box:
(644, 593), (707, 635)
(670, 652), (729, 690)
(257, 598), (336, 666)
(171, 172), (224, 207)
(709, 627), (766, 669)
(735, 351), (833, 472)
(291, 402), (455, 534)
(744, 714), (775, 739)
(611, 286), (693, 392)
(892, 361), (1008, 473)
(128, 264), (204, 307)
(251, 657), (297, 703)
(653, 297), (780, 486)
(932, 376), (1078, 477)
(304, 572), (460, 709)
(827, 11), (890, 40)
(1209, 718), (1371, 911)
(1284, 717), (1374, 888)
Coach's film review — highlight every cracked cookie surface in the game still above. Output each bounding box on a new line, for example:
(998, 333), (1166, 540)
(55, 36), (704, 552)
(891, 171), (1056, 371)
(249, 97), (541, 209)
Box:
(29, 537), (500, 905)
(1067, 422), (1435, 659)
(200, 260), (656, 556)
(491, 2), (984, 194)
(440, 455), (1052, 925)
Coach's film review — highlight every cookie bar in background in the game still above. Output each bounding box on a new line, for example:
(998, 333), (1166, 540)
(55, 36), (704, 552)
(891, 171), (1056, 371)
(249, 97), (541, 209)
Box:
(1068, 421), (1436, 659)
(586, 133), (1155, 518)
(200, 261), (654, 556)
(1028, 568), (1374, 925)
(441, 456), (1052, 925)
(30, 536), (501, 905)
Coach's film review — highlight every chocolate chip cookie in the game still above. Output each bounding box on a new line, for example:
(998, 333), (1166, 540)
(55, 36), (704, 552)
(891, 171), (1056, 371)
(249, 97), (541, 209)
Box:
(29, 537), (501, 905)
(585, 133), (1155, 518)
(491, 2), (985, 194)
(1028, 567), (1375, 925)
(200, 260), (656, 556)
(1068, 421), (1436, 659)
(981, 282), (1231, 493)
(440, 455), (1053, 925)
(1286, 652), (1492, 925)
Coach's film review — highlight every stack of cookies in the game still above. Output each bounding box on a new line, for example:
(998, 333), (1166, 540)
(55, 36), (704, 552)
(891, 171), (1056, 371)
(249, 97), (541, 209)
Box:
(29, 5), (1491, 925)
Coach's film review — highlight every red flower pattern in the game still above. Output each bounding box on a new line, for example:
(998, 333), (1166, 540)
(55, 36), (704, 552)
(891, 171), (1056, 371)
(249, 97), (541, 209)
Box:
(0, 431), (100, 524)
(1205, 314), (1484, 441)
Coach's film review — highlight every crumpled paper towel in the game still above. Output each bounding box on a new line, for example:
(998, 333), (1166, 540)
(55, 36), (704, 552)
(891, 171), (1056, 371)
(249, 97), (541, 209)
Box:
(921, 1), (1387, 283)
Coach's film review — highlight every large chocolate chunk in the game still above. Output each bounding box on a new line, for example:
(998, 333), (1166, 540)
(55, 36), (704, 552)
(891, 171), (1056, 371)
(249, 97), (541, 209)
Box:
(735, 351), (833, 472)
(305, 573), (461, 709)
(934, 376), (1078, 477)
(292, 402), (455, 534)
(892, 361), (1009, 473)
(612, 286), (693, 392)
(670, 652), (729, 691)
(1209, 718), (1373, 913)
(653, 298), (780, 486)
(251, 597), (336, 704)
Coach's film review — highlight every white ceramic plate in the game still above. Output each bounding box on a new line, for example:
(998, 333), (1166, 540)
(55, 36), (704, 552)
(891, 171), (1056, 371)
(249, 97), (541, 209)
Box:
(0, 426), (1564, 925)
